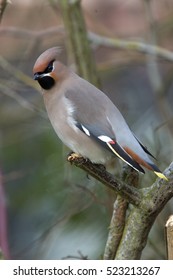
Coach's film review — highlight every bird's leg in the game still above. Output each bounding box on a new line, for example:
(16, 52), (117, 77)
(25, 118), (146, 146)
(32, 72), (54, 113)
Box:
(67, 152), (106, 180)
(67, 152), (91, 179)
(67, 152), (106, 171)
(67, 151), (85, 162)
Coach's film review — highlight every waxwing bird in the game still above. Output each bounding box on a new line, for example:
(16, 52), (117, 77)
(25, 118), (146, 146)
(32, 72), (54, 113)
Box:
(33, 47), (167, 180)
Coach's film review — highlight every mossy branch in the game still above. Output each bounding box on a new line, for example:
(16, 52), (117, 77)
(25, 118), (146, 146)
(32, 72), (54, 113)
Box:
(103, 166), (139, 260)
(68, 154), (173, 259)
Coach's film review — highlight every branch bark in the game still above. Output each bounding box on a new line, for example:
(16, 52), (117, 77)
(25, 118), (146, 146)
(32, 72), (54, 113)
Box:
(67, 154), (142, 206)
(165, 215), (173, 260)
(68, 155), (173, 259)
(59, 0), (101, 87)
(103, 196), (128, 260)
(0, 0), (9, 23)
(1, 26), (173, 62)
(88, 31), (173, 62)
(115, 164), (173, 259)
(103, 166), (139, 260)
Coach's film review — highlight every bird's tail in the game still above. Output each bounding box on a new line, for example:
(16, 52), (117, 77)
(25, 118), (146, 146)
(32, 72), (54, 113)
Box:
(149, 163), (168, 181)
(154, 171), (168, 181)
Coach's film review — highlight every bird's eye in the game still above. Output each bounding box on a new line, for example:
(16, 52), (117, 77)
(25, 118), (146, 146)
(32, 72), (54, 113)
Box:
(44, 60), (54, 73)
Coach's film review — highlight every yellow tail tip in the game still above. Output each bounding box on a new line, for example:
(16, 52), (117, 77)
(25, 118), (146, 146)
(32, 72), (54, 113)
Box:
(154, 171), (168, 181)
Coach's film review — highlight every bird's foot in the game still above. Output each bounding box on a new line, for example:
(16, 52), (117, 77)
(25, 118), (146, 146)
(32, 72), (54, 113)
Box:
(67, 152), (83, 162)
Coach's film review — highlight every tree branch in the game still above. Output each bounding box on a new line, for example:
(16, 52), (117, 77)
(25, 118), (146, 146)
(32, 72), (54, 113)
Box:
(67, 154), (142, 206)
(0, 56), (37, 89)
(141, 162), (173, 214)
(115, 205), (155, 259)
(0, 0), (10, 23)
(1, 26), (173, 63)
(165, 215), (173, 260)
(68, 153), (173, 259)
(59, 0), (101, 87)
(115, 162), (173, 259)
(0, 26), (64, 39)
(103, 166), (139, 260)
(88, 31), (173, 62)
(103, 196), (128, 260)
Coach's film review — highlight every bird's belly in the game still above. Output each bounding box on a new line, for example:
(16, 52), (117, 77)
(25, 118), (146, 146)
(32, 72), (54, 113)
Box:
(45, 95), (111, 164)
(52, 120), (111, 164)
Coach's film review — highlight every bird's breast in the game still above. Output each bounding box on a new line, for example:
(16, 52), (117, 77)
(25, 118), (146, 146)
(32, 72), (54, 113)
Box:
(43, 94), (111, 164)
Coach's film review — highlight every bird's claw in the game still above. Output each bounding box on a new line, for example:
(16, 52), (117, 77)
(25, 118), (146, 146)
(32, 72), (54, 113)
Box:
(67, 152), (82, 162)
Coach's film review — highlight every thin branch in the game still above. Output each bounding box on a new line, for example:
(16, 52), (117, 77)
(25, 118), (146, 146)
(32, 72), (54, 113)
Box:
(88, 32), (173, 62)
(59, 0), (101, 87)
(0, 0), (10, 23)
(61, 250), (88, 260)
(67, 154), (142, 206)
(0, 83), (47, 118)
(1, 27), (173, 63)
(0, 26), (64, 39)
(0, 56), (38, 89)
(144, 0), (162, 91)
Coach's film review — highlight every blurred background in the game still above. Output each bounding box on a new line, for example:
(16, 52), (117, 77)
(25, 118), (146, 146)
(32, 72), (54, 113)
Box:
(0, 0), (173, 259)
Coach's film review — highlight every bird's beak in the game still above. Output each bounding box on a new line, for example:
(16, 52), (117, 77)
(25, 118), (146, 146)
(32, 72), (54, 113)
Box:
(33, 72), (54, 90)
(34, 73), (41, 80)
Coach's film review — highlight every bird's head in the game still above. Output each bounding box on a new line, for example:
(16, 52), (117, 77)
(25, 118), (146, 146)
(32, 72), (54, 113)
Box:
(33, 47), (67, 90)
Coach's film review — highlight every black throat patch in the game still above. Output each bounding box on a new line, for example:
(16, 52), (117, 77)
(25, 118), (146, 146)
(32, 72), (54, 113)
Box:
(38, 76), (55, 90)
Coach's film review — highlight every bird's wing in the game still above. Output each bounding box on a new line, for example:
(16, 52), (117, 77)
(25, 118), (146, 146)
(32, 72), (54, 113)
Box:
(75, 122), (145, 173)
(64, 76), (146, 173)
(64, 75), (167, 179)
(133, 134), (156, 159)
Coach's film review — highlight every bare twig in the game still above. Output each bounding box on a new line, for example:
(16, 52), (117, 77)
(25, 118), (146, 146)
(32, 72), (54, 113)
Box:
(62, 250), (88, 260)
(59, 0), (101, 87)
(144, 0), (162, 91)
(67, 154), (142, 206)
(0, 0), (10, 23)
(88, 32), (173, 62)
(0, 56), (38, 89)
(0, 26), (64, 39)
(0, 83), (47, 118)
(1, 26), (173, 63)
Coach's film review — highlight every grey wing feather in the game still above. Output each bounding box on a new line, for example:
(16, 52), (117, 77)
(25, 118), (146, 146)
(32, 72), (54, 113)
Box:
(64, 75), (116, 137)
(64, 74), (153, 168)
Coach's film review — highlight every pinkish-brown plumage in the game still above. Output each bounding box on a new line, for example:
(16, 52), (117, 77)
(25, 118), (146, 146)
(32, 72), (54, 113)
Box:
(33, 47), (167, 180)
